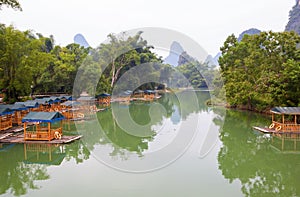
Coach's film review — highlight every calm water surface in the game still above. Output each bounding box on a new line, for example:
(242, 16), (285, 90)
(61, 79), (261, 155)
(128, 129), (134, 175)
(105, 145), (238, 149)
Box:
(0, 91), (299, 196)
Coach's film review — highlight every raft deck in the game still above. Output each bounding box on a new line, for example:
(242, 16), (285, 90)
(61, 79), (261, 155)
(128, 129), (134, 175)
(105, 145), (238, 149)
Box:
(0, 133), (82, 144)
(253, 126), (300, 134)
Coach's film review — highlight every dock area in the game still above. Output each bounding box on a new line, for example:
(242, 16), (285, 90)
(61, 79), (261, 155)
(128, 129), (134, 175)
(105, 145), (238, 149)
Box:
(0, 132), (82, 144)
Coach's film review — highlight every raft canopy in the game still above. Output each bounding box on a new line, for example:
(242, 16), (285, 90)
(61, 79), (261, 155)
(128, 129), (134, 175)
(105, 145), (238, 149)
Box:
(60, 95), (73, 101)
(34, 98), (53, 105)
(49, 96), (61, 103)
(144, 90), (155, 94)
(77, 96), (96, 101)
(134, 90), (144, 94)
(60, 101), (80, 107)
(270, 107), (300, 115)
(22, 112), (65, 123)
(0, 107), (13, 115)
(0, 104), (27, 111)
(15, 101), (39, 108)
(96, 93), (111, 98)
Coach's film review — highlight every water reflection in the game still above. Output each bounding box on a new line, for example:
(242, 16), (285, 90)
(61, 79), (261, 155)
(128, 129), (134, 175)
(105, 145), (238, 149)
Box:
(217, 109), (300, 197)
(79, 91), (212, 160)
(0, 140), (89, 196)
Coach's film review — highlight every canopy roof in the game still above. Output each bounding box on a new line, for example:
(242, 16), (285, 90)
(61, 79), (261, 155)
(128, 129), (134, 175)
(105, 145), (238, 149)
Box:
(60, 101), (80, 107)
(77, 96), (96, 101)
(49, 96), (61, 103)
(270, 107), (300, 115)
(144, 90), (155, 94)
(34, 98), (53, 105)
(134, 90), (144, 94)
(0, 104), (27, 111)
(96, 93), (111, 98)
(0, 107), (13, 115)
(22, 112), (64, 123)
(22, 101), (39, 108)
(60, 95), (73, 101)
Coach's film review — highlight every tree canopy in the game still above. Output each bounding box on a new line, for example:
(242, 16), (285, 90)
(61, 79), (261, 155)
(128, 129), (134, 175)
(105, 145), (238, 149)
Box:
(218, 31), (300, 111)
(0, 0), (21, 10)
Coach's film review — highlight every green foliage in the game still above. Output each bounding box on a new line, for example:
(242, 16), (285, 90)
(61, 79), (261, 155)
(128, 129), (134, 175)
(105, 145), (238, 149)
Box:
(0, 24), (210, 101)
(0, 0), (21, 10)
(219, 31), (300, 111)
(0, 24), (89, 102)
(92, 31), (163, 94)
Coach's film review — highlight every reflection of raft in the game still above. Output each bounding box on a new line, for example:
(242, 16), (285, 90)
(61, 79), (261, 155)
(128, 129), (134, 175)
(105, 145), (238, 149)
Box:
(0, 132), (82, 144)
(77, 113), (85, 119)
(270, 133), (300, 154)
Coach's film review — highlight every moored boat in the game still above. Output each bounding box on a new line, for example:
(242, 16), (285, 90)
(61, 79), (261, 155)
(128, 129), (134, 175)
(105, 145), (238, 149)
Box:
(254, 107), (300, 133)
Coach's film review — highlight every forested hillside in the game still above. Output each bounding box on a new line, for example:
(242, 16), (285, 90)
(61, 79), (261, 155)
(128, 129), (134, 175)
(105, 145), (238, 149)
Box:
(218, 31), (300, 112)
(285, 2), (300, 35)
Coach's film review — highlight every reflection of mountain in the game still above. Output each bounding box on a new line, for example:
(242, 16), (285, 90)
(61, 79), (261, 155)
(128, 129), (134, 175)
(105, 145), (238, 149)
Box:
(217, 109), (300, 196)
(74, 34), (90, 48)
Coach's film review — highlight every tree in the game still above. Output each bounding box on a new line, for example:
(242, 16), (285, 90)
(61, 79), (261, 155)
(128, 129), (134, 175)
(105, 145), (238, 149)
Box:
(0, 25), (57, 102)
(219, 31), (300, 111)
(0, 26), (32, 102)
(0, 0), (21, 10)
(98, 31), (162, 92)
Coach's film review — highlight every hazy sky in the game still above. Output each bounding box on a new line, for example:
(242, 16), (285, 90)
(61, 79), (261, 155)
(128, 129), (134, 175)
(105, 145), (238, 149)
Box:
(0, 0), (295, 55)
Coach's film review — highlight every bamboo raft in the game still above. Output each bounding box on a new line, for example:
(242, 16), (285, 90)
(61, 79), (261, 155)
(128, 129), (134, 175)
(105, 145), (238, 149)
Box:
(0, 132), (82, 144)
(253, 126), (300, 134)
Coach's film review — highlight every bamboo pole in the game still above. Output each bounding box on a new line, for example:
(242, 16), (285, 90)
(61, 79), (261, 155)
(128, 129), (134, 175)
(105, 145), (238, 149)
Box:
(48, 122), (51, 141)
(24, 122), (27, 140)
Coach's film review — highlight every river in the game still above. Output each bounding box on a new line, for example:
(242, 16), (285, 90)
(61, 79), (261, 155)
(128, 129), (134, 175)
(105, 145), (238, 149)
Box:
(0, 91), (299, 196)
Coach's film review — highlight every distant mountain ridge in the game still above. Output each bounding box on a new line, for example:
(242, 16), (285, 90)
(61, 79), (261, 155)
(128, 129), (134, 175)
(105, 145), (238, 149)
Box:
(238, 28), (261, 42)
(285, 1), (300, 35)
(74, 34), (90, 48)
(164, 41), (220, 67)
(163, 41), (184, 66)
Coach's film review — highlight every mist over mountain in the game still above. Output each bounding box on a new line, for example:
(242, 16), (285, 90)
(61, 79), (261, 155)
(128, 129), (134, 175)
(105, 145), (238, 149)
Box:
(285, 0), (300, 35)
(205, 52), (221, 67)
(164, 41), (221, 67)
(74, 34), (90, 48)
(164, 41), (184, 66)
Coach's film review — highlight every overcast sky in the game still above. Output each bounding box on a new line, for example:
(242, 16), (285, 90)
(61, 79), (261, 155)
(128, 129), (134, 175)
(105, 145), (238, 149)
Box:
(0, 0), (295, 55)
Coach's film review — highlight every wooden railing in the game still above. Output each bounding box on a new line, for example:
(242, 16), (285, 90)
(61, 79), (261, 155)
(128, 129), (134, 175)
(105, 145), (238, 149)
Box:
(272, 121), (300, 132)
(24, 127), (62, 141)
(0, 116), (12, 131)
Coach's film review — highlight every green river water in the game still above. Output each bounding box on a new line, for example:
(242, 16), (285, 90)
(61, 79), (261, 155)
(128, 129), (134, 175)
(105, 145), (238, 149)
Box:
(0, 91), (299, 197)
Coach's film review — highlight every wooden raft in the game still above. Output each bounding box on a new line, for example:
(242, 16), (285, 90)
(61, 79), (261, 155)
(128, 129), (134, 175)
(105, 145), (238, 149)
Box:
(253, 126), (299, 134)
(0, 133), (82, 144)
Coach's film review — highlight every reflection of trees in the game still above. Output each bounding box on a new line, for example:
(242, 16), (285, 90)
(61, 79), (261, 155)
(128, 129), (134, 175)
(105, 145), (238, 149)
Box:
(80, 91), (213, 159)
(217, 109), (300, 197)
(64, 141), (90, 164)
(97, 105), (155, 158)
(0, 144), (49, 196)
(0, 137), (90, 196)
(170, 91), (211, 120)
